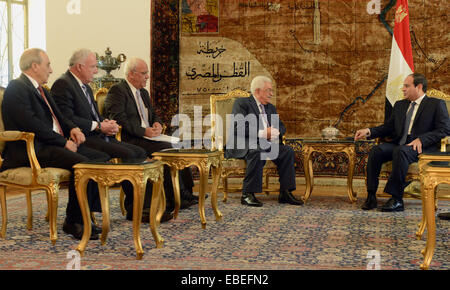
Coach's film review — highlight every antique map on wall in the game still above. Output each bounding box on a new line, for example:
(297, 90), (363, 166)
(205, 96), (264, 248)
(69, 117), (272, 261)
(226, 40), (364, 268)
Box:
(181, 0), (219, 33)
(178, 0), (449, 138)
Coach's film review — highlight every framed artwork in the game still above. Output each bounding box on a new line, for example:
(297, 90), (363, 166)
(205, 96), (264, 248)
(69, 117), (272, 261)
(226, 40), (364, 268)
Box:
(181, 0), (219, 34)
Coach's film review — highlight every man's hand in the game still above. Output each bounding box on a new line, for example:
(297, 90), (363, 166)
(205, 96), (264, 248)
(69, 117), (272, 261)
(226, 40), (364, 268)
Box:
(151, 122), (163, 136)
(144, 127), (160, 138)
(407, 138), (423, 154)
(64, 140), (78, 152)
(70, 127), (85, 146)
(100, 119), (119, 136)
(354, 128), (370, 141)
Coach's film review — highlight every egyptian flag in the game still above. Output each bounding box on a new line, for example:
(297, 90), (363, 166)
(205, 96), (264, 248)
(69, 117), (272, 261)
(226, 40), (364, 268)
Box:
(385, 0), (414, 121)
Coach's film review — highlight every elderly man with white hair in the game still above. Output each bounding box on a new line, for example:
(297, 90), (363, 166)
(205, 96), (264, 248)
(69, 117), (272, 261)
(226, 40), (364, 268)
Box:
(104, 57), (197, 217)
(225, 76), (302, 207)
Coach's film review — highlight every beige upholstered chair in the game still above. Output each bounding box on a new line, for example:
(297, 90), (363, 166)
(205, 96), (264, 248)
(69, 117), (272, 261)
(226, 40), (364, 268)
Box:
(378, 88), (450, 201)
(0, 86), (71, 245)
(210, 90), (281, 202)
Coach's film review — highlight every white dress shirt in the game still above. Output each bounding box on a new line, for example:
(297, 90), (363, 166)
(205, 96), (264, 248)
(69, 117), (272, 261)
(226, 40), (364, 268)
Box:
(126, 80), (149, 129)
(24, 73), (60, 134)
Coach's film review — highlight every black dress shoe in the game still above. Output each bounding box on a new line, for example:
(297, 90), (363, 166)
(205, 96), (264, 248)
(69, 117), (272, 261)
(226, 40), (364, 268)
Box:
(361, 195), (377, 210)
(278, 190), (303, 205)
(437, 212), (450, 220)
(63, 220), (99, 240)
(380, 198), (404, 212)
(241, 192), (263, 207)
(91, 223), (102, 235)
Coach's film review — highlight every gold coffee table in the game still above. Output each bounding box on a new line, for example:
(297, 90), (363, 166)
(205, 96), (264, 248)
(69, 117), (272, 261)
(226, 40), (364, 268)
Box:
(73, 159), (165, 260)
(152, 149), (223, 229)
(301, 138), (358, 203)
(416, 153), (450, 270)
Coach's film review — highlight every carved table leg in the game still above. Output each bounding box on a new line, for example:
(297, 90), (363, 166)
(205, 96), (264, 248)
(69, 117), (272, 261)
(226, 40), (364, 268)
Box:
(170, 167), (180, 219)
(420, 182), (437, 270)
(98, 185), (110, 245)
(149, 178), (164, 249)
(344, 148), (357, 203)
(132, 181), (145, 260)
(75, 176), (92, 257)
(302, 147), (313, 203)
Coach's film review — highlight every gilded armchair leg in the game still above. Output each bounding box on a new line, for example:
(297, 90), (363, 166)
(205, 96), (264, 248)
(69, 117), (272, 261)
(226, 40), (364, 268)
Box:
(222, 176), (228, 203)
(45, 192), (50, 222)
(47, 184), (59, 245)
(198, 165), (209, 229)
(211, 163), (223, 222)
(0, 186), (7, 238)
(119, 187), (126, 216)
(26, 190), (33, 230)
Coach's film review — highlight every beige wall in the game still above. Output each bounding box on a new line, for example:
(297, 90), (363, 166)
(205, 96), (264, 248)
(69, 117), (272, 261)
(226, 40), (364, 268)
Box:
(46, 0), (150, 86)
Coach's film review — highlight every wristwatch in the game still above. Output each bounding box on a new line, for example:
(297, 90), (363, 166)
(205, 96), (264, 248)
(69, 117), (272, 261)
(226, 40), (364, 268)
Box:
(95, 122), (102, 132)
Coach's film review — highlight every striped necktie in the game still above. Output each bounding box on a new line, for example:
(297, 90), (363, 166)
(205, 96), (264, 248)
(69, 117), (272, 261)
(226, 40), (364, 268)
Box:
(38, 86), (64, 136)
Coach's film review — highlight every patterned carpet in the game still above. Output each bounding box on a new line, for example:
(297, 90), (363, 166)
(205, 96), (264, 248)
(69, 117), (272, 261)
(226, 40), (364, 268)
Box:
(0, 189), (448, 270)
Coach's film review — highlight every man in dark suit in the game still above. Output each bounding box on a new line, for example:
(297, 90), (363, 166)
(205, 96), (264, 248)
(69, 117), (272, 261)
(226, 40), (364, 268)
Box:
(1, 48), (110, 240)
(225, 76), (302, 207)
(355, 73), (450, 212)
(104, 57), (197, 213)
(50, 49), (173, 222)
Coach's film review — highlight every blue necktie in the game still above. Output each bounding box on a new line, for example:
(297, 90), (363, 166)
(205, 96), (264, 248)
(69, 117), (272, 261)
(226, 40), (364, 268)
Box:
(81, 84), (100, 122)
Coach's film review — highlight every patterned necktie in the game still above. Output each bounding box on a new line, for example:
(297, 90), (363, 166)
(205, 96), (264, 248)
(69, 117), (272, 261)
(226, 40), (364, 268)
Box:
(399, 101), (416, 145)
(38, 86), (64, 136)
(136, 90), (149, 127)
(81, 84), (100, 122)
(259, 104), (269, 127)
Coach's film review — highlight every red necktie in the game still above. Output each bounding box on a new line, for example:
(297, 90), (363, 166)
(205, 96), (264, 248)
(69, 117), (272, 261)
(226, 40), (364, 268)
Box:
(38, 86), (64, 136)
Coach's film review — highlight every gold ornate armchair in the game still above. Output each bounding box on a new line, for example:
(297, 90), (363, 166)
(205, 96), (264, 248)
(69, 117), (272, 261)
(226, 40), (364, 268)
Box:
(379, 88), (450, 202)
(210, 90), (280, 202)
(0, 86), (71, 245)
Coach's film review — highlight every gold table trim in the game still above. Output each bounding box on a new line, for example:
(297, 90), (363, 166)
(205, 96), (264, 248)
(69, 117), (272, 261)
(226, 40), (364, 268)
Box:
(152, 150), (223, 229)
(73, 161), (165, 260)
(301, 141), (357, 203)
(417, 154), (450, 270)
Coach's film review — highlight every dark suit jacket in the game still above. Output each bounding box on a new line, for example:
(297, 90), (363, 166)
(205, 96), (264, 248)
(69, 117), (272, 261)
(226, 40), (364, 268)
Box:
(370, 96), (450, 152)
(104, 80), (162, 143)
(51, 70), (104, 137)
(225, 95), (286, 159)
(1, 74), (77, 169)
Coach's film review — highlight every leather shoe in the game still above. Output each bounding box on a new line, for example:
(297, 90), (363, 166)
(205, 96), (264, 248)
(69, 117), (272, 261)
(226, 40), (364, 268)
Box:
(63, 220), (99, 240)
(241, 192), (263, 207)
(437, 212), (450, 220)
(380, 198), (404, 212)
(91, 222), (102, 235)
(278, 190), (303, 205)
(361, 194), (377, 210)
